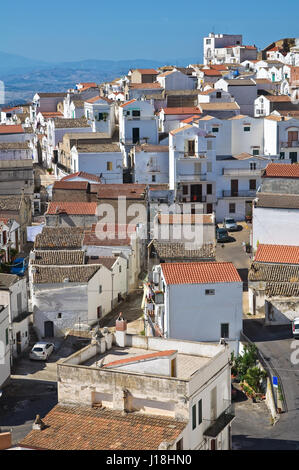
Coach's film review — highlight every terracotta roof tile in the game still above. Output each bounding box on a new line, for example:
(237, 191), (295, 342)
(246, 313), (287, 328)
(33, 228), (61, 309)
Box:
(97, 184), (146, 199)
(34, 227), (85, 250)
(32, 265), (101, 284)
(254, 244), (299, 265)
(0, 125), (24, 134)
(32, 250), (85, 266)
(53, 181), (89, 191)
(263, 163), (299, 179)
(102, 350), (177, 368)
(135, 69), (159, 75)
(151, 242), (215, 261)
(129, 83), (163, 89)
(120, 99), (137, 108)
(161, 262), (241, 285)
(162, 107), (201, 115)
(19, 405), (187, 450)
(61, 172), (102, 183)
(85, 96), (113, 104)
(46, 202), (97, 215)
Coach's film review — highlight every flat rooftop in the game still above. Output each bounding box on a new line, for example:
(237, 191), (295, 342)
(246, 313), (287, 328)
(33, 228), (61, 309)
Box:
(77, 344), (214, 380)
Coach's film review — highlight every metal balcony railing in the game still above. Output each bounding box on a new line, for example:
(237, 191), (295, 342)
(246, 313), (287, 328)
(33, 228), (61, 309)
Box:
(222, 190), (257, 198)
(222, 168), (262, 176)
(177, 173), (207, 182)
(281, 141), (299, 148)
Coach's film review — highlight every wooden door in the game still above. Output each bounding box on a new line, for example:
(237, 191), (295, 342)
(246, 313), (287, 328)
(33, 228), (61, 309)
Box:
(132, 128), (140, 144)
(288, 130), (298, 147)
(16, 331), (21, 355)
(231, 179), (238, 197)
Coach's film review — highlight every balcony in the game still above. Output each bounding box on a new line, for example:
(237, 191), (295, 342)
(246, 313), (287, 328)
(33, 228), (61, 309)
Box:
(222, 168), (262, 176)
(281, 141), (299, 148)
(178, 151), (207, 160)
(222, 190), (257, 198)
(204, 403), (235, 438)
(177, 173), (207, 182)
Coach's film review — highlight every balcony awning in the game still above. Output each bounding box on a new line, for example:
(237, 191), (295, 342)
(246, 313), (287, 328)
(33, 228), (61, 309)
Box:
(204, 406), (235, 438)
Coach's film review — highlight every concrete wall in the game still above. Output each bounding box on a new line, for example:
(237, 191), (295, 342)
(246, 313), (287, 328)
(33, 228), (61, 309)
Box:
(252, 206), (299, 250)
(164, 281), (243, 350)
(0, 306), (10, 388)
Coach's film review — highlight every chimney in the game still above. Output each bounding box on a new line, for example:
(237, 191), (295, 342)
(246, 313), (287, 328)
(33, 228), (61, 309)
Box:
(115, 312), (127, 347)
(32, 414), (46, 431)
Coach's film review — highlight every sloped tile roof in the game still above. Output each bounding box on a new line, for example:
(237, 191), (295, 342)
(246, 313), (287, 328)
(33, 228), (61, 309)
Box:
(161, 262), (241, 285)
(53, 181), (89, 191)
(61, 171), (102, 183)
(254, 194), (299, 209)
(53, 118), (90, 128)
(32, 250), (85, 266)
(97, 184), (146, 199)
(162, 107), (201, 115)
(32, 264), (101, 284)
(152, 242), (215, 261)
(263, 163), (299, 179)
(248, 262), (299, 282)
(254, 244), (299, 265)
(19, 405), (187, 450)
(34, 227), (85, 250)
(0, 125), (24, 134)
(46, 202), (97, 215)
(0, 273), (19, 288)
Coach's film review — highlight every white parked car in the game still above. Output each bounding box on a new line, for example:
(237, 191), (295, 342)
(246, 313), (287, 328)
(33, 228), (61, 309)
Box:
(292, 318), (299, 338)
(223, 217), (238, 231)
(29, 342), (54, 361)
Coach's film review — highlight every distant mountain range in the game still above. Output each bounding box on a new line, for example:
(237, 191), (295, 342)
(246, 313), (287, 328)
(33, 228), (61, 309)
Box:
(0, 51), (203, 106)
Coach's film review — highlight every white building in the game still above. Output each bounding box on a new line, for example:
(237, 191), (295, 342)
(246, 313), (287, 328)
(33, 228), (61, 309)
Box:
(169, 124), (217, 214)
(252, 163), (299, 250)
(146, 261), (243, 354)
(130, 144), (169, 184)
(203, 33), (257, 65)
(254, 95), (292, 117)
(0, 304), (10, 389)
(248, 244), (299, 325)
(0, 274), (29, 359)
(20, 323), (234, 450)
(29, 250), (127, 339)
(157, 69), (196, 91)
(45, 117), (92, 168)
(84, 96), (115, 137)
(70, 142), (123, 183)
(214, 78), (257, 116)
(119, 99), (158, 145)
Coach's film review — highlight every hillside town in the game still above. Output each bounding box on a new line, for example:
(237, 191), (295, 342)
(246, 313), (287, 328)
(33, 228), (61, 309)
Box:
(1, 33), (299, 451)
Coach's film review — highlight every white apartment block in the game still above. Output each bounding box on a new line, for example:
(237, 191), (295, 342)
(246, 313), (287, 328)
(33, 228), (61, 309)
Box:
(203, 33), (257, 65)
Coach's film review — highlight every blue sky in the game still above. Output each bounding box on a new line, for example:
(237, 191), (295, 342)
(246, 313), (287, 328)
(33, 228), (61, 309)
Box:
(2, 0), (299, 62)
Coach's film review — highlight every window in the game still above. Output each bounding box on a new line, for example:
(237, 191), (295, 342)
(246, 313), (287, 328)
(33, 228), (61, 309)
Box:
(250, 162), (256, 170)
(229, 203), (236, 213)
(252, 149), (259, 156)
(206, 39), (211, 45)
(205, 289), (215, 295)
(107, 161), (112, 171)
(280, 152), (285, 159)
(216, 92), (222, 99)
(152, 175), (156, 182)
(192, 404), (196, 430)
(57, 313), (62, 319)
(176, 439), (183, 450)
(188, 140), (195, 156)
(119, 265), (122, 273)
(198, 399), (202, 425)
(182, 185), (188, 195)
(99, 285), (102, 294)
(97, 306), (102, 319)
(97, 112), (103, 121)
(207, 184), (212, 195)
(249, 179), (256, 190)
(244, 127), (251, 132)
(212, 127), (219, 132)
(132, 109), (140, 117)
(221, 323), (229, 338)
